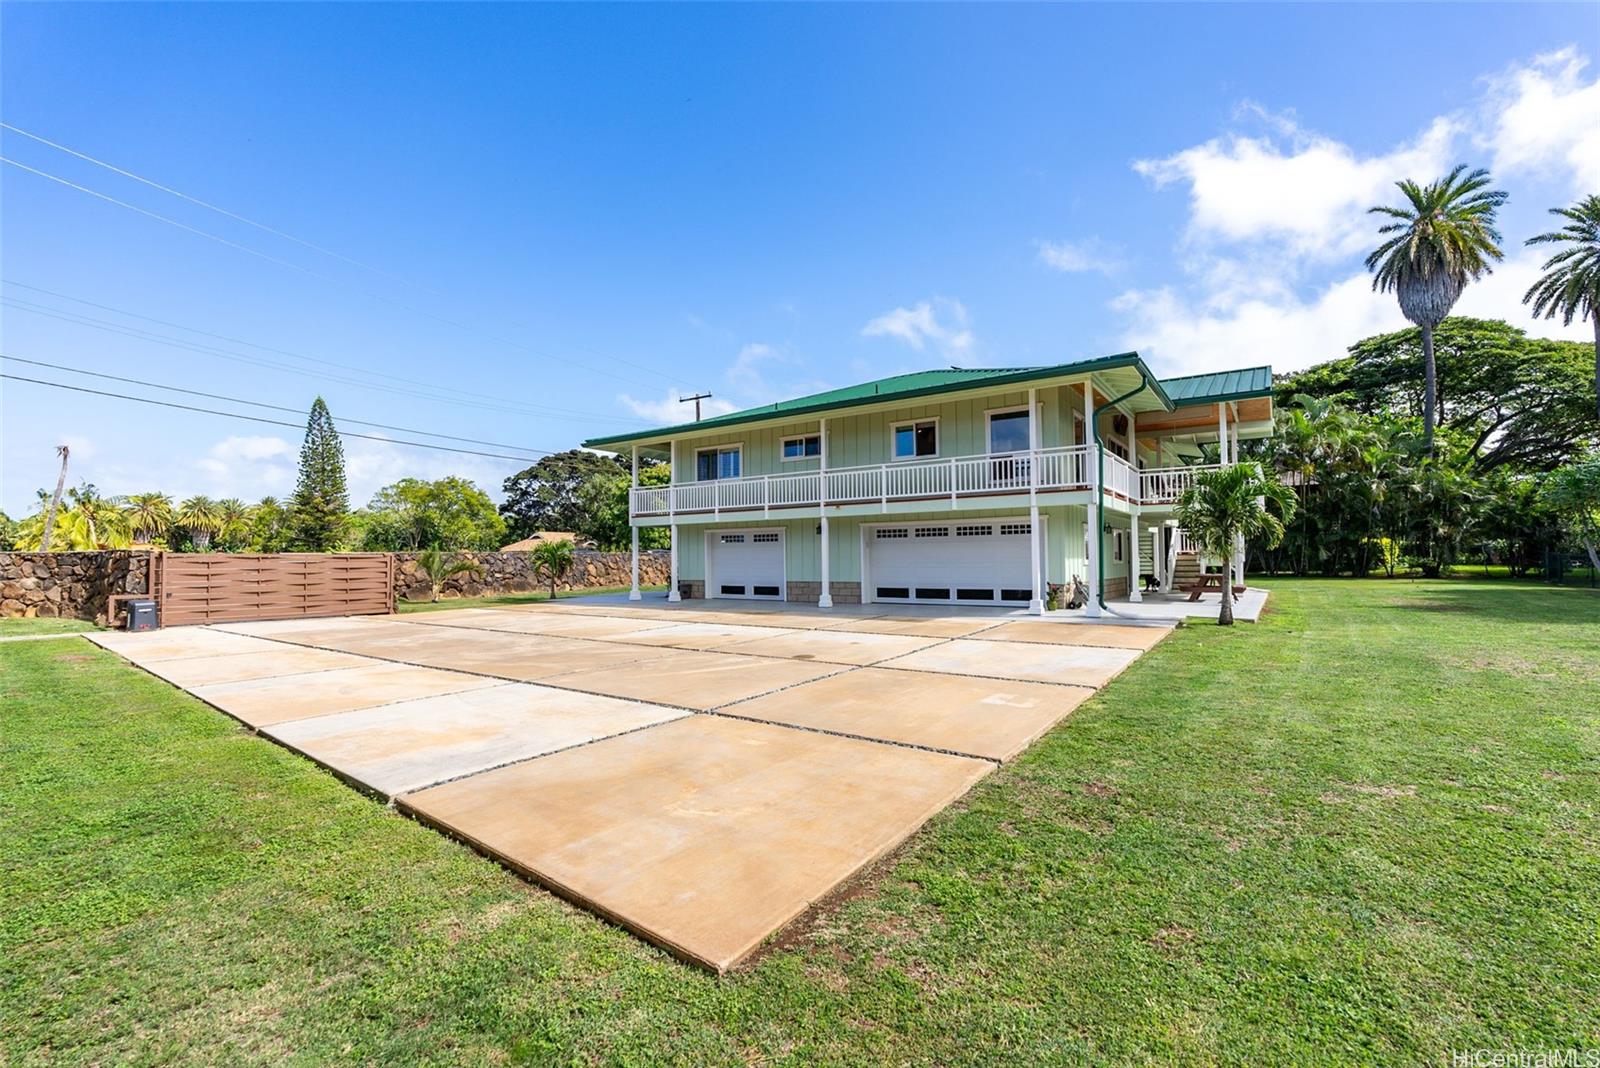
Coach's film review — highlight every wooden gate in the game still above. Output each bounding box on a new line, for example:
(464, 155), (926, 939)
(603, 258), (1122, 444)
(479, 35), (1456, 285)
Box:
(153, 553), (395, 626)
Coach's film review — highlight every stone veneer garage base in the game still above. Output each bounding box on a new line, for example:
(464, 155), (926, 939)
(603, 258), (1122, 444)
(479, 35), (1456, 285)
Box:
(88, 600), (1173, 973)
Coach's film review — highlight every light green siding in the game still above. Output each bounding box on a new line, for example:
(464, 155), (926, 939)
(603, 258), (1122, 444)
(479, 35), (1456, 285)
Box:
(668, 384), (1088, 484)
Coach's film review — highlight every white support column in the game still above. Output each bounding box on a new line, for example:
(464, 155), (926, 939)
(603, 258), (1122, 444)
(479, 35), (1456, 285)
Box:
(817, 417), (832, 608)
(1151, 523), (1164, 590)
(628, 445), (641, 600)
(1028, 387), (1043, 615)
(1217, 403), (1229, 465)
(1128, 508), (1142, 603)
(667, 523), (681, 602)
(1163, 521), (1180, 594)
(1084, 382), (1102, 619)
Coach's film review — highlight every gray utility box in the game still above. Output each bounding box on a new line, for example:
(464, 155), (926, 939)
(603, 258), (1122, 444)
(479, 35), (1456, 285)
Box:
(126, 599), (158, 632)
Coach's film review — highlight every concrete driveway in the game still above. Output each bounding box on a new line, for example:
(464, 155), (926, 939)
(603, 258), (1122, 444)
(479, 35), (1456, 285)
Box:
(89, 599), (1171, 972)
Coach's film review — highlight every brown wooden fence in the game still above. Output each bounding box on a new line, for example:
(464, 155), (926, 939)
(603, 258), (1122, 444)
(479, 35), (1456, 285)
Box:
(153, 553), (394, 626)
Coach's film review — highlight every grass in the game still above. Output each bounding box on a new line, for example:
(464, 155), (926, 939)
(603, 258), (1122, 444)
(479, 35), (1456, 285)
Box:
(397, 584), (666, 614)
(0, 616), (95, 637)
(3, 578), (1596, 1065)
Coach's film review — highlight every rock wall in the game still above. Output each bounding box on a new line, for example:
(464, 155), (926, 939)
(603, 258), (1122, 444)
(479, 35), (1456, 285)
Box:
(0, 551), (153, 623)
(393, 550), (670, 602)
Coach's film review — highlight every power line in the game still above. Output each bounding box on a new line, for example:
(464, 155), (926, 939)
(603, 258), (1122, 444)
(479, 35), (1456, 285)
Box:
(2, 294), (638, 426)
(3, 279), (643, 424)
(0, 152), (678, 390)
(1, 122), (429, 292)
(0, 354), (549, 452)
(1, 372), (556, 464)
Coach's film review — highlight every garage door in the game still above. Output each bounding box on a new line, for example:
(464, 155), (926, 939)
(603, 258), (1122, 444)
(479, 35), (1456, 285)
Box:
(706, 529), (785, 600)
(867, 519), (1036, 605)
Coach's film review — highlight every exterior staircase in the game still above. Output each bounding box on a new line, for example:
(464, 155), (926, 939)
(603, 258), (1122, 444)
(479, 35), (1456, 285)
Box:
(1170, 552), (1204, 589)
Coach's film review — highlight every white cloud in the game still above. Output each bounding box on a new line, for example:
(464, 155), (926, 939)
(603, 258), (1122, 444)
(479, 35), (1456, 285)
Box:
(1116, 271), (1405, 377)
(193, 435), (296, 498)
(1115, 48), (1600, 377)
(861, 298), (974, 357)
(1479, 47), (1600, 193)
(727, 342), (788, 391)
(1134, 109), (1458, 262)
(1036, 238), (1122, 275)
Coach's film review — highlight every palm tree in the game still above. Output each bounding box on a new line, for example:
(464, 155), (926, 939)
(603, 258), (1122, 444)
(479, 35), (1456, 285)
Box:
(39, 444), (70, 552)
(529, 539), (576, 600)
(412, 547), (484, 602)
(1523, 194), (1600, 419)
(1366, 166), (1507, 450)
(64, 486), (132, 549)
(126, 492), (175, 544)
(1174, 463), (1297, 625)
(216, 498), (251, 551)
(176, 495), (223, 550)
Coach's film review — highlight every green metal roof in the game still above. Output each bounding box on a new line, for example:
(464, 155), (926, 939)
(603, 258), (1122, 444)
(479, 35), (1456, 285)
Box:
(584, 351), (1173, 449)
(1157, 366), (1274, 405)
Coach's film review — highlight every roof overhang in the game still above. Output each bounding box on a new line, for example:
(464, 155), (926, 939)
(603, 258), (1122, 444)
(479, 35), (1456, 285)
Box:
(584, 352), (1175, 453)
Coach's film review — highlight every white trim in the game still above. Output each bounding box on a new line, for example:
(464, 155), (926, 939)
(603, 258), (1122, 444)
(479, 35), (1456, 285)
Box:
(889, 417), (941, 461)
(694, 441), (745, 482)
(703, 525), (787, 601)
(779, 433), (822, 463)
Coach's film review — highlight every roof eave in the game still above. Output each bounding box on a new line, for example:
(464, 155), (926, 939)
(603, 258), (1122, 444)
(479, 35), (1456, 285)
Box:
(583, 352), (1173, 450)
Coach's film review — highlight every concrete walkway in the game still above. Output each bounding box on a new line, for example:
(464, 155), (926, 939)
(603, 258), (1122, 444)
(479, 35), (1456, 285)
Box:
(89, 600), (1175, 972)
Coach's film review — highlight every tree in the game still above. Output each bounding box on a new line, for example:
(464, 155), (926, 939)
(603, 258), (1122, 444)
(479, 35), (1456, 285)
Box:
(288, 397), (349, 551)
(248, 497), (292, 552)
(574, 462), (671, 550)
(177, 495), (223, 550)
(1276, 318), (1596, 472)
(500, 449), (628, 539)
(1366, 166), (1507, 450)
(1524, 194), (1600, 419)
(126, 492), (174, 545)
(0, 510), (16, 551)
(529, 538), (576, 600)
(39, 444), (69, 552)
(359, 477), (506, 551)
(1541, 452), (1600, 573)
(14, 484), (133, 550)
(215, 498), (253, 552)
(1175, 463), (1296, 625)
(411, 547), (485, 603)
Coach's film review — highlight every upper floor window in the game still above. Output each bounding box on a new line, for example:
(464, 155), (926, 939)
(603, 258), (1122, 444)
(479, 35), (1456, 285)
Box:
(781, 434), (820, 461)
(987, 408), (1031, 454)
(892, 419), (938, 460)
(696, 446), (741, 481)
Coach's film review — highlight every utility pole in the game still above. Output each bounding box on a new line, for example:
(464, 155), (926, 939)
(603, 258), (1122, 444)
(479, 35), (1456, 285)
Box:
(40, 444), (69, 552)
(679, 392), (712, 421)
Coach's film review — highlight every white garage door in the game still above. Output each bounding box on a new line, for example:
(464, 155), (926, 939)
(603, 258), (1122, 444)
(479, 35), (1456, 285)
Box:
(706, 529), (785, 600)
(867, 519), (1037, 606)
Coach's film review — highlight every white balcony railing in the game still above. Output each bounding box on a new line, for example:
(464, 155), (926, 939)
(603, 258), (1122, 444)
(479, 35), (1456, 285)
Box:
(1140, 463), (1224, 504)
(631, 448), (1229, 517)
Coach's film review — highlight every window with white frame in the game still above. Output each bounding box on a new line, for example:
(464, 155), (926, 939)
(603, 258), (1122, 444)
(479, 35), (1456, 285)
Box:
(781, 434), (820, 461)
(1113, 529), (1125, 562)
(891, 419), (938, 459)
(696, 446), (742, 481)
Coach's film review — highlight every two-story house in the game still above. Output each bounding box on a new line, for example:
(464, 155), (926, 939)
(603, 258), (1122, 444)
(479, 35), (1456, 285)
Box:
(582, 352), (1273, 617)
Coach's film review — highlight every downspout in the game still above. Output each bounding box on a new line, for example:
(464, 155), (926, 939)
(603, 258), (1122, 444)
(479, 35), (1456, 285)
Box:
(1093, 370), (1154, 612)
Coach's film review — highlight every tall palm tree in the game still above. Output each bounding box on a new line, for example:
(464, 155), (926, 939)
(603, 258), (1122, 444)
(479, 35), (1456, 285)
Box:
(1366, 166), (1507, 450)
(39, 444), (70, 552)
(177, 495), (223, 550)
(1523, 194), (1600, 419)
(1174, 463), (1297, 625)
(126, 492), (175, 544)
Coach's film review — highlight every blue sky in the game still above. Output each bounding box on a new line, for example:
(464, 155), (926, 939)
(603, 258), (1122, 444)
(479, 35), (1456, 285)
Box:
(3, 3), (1595, 516)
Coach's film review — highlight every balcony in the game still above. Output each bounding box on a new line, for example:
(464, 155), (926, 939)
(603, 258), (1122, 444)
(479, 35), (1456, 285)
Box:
(630, 447), (1225, 518)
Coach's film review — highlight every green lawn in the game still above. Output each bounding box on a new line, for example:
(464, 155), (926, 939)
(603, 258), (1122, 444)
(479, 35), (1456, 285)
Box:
(397, 584), (666, 614)
(3, 579), (1596, 1065)
(0, 616), (95, 637)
